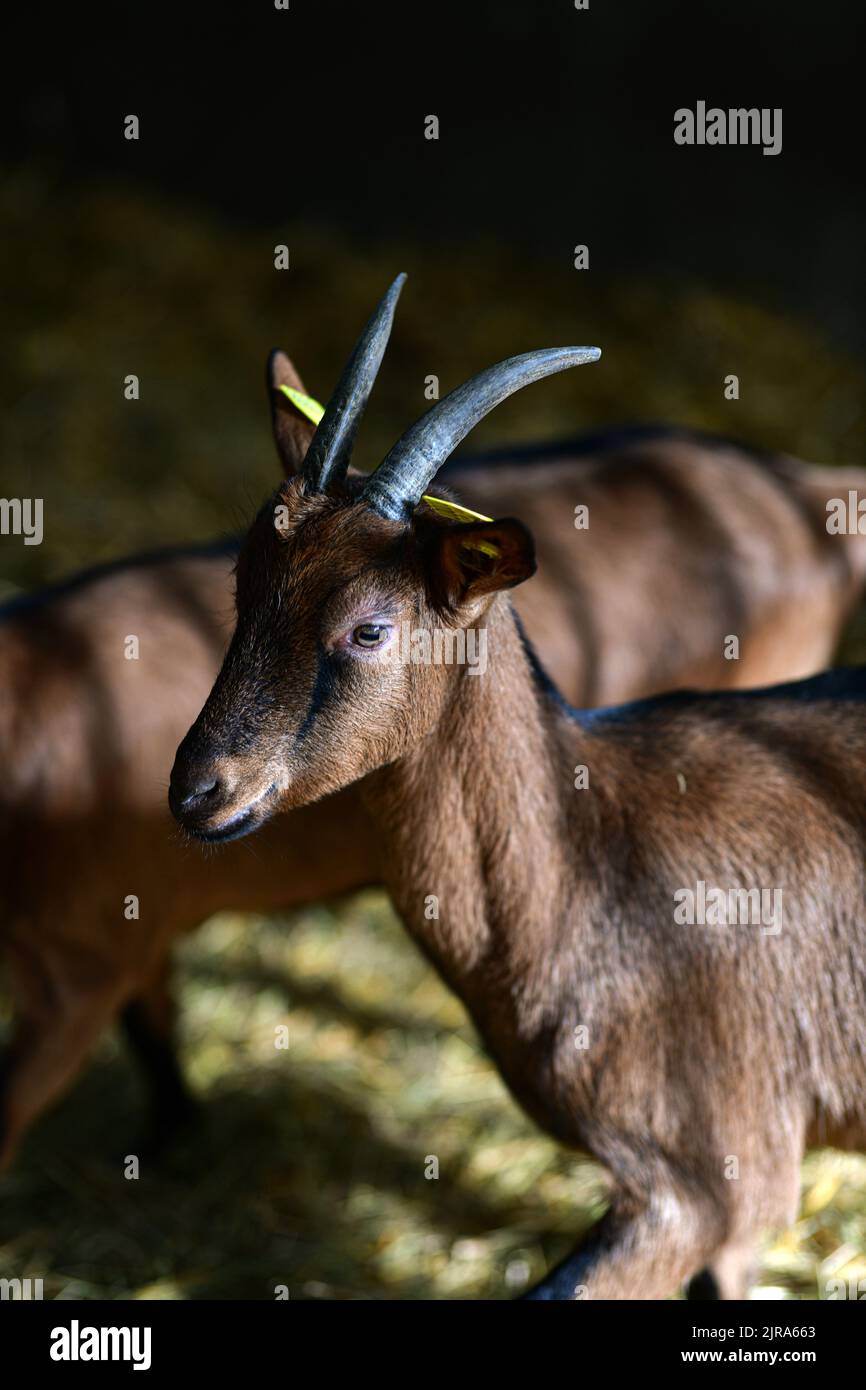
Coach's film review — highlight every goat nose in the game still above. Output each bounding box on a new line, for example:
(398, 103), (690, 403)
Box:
(169, 762), (223, 817)
(178, 775), (219, 809)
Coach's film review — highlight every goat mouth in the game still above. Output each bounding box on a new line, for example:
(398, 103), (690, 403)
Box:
(185, 783), (278, 844)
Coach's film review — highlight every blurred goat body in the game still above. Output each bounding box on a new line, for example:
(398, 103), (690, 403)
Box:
(445, 429), (866, 704)
(0, 542), (379, 1167)
(2, 375), (865, 1172)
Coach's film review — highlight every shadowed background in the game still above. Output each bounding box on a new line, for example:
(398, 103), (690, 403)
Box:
(1, 0), (865, 1298)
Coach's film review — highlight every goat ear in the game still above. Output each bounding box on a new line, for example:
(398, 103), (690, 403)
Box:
(431, 518), (537, 609)
(266, 349), (317, 475)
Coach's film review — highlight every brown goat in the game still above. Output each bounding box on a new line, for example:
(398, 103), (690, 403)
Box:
(171, 276), (866, 1300)
(2, 300), (864, 1174)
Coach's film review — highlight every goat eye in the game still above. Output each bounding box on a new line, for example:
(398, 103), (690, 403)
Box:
(352, 622), (389, 648)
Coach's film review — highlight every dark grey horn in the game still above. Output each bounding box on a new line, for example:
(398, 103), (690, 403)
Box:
(302, 273), (406, 493)
(362, 345), (601, 520)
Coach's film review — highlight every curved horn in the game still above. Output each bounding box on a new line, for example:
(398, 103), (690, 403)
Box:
(362, 346), (601, 521)
(303, 273), (406, 493)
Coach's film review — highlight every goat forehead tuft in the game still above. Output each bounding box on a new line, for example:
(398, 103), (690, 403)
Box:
(269, 481), (333, 540)
(269, 495), (407, 563)
(238, 485), (423, 629)
(240, 519), (409, 623)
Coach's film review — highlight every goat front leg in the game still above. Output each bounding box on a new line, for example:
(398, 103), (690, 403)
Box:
(523, 1190), (724, 1301)
(686, 1237), (757, 1300)
(121, 957), (198, 1148)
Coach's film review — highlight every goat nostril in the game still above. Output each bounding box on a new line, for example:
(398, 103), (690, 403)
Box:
(171, 775), (221, 813)
(169, 742), (228, 819)
(181, 777), (219, 808)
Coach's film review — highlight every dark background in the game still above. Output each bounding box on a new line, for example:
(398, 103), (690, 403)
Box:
(5, 0), (864, 345)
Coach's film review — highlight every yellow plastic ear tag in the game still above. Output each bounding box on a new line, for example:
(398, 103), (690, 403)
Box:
(278, 385), (325, 425)
(421, 494), (499, 557)
(421, 494), (493, 525)
(463, 538), (501, 558)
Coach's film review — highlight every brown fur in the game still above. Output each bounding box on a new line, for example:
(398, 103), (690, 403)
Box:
(2, 356), (865, 1176)
(456, 440), (866, 702)
(171, 434), (866, 1300)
